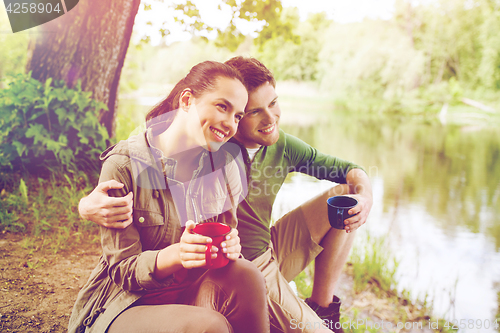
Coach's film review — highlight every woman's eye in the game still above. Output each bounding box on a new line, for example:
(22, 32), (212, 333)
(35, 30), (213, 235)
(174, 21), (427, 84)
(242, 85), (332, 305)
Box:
(270, 101), (276, 107)
(218, 104), (227, 111)
(235, 114), (243, 121)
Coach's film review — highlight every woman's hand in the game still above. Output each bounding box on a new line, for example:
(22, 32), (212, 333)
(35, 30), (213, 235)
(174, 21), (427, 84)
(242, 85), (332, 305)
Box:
(221, 227), (241, 261)
(178, 221), (217, 269)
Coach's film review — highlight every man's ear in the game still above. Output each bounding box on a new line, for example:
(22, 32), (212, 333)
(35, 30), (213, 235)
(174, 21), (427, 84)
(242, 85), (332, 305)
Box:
(179, 88), (193, 112)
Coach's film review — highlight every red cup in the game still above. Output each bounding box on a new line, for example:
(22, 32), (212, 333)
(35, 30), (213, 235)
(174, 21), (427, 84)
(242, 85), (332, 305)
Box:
(192, 222), (232, 269)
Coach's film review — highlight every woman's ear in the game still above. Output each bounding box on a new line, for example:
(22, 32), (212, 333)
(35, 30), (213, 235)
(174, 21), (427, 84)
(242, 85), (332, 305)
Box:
(179, 88), (193, 112)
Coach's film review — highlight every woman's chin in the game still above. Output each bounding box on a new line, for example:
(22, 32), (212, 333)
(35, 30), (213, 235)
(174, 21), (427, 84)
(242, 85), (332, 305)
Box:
(207, 141), (224, 152)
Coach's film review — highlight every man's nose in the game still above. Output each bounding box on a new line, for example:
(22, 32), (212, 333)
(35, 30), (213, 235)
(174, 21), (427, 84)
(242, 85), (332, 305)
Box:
(262, 108), (276, 123)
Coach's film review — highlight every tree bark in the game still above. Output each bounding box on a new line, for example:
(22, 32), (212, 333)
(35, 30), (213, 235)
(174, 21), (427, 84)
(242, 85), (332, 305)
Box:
(25, 0), (141, 137)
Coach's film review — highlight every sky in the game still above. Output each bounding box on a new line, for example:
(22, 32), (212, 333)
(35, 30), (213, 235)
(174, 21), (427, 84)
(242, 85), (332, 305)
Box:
(134, 0), (396, 45)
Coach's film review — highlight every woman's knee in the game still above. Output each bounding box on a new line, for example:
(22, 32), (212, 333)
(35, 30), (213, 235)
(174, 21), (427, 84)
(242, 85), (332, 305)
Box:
(198, 310), (233, 333)
(223, 259), (266, 292)
(109, 305), (232, 333)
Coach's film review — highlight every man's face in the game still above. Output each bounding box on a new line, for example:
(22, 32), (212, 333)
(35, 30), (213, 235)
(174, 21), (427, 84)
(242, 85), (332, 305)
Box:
(233, 81), (281, 148)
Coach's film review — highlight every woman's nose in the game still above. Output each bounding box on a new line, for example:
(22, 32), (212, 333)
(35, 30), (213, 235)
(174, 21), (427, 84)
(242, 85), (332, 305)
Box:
(222, 114), (237, 135)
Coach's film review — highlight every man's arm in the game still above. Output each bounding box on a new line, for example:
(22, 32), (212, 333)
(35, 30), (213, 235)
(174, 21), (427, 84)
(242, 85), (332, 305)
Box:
(343, 168), (373, 233)
(78, 180), (133, 229)
(284, 132), (373, 232)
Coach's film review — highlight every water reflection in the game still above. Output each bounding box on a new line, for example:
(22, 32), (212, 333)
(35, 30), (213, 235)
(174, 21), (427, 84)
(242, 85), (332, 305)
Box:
(281, 113), (500, 246)
(278, 111), (500, 328)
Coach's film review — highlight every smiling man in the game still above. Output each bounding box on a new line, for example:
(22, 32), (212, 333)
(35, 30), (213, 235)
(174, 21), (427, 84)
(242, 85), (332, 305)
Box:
(79, 56), (373, 333)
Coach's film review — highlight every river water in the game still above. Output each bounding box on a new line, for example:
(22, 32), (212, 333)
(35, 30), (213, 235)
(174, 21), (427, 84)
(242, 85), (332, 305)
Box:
(274, 105), (500, 332)
(118, 95), (500, 332)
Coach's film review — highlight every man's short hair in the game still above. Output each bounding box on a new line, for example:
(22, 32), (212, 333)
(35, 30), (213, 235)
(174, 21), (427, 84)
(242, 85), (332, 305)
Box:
(225, 56), (276, 93)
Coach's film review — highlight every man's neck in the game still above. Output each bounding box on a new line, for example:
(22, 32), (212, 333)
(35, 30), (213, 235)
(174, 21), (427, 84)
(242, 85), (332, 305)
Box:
(230, 137), (262, 150)
(246, 146), (261, 162)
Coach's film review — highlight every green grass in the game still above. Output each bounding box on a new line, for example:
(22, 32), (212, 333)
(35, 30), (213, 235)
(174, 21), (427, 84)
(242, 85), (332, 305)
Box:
(349, 234), (398, 297)
(0, 170), (100, 253)
(293, 262), (314, 299)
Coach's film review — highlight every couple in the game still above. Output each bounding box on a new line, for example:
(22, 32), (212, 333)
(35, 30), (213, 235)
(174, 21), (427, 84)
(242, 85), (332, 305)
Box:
(69, 57), (373, 333)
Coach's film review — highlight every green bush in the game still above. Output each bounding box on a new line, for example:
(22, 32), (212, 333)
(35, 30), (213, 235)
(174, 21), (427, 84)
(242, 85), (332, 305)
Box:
(0, 73), (109, 172)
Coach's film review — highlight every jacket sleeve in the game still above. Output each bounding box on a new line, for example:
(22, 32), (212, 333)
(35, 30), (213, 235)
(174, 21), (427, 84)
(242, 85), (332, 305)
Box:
(98, 156), (174, 291)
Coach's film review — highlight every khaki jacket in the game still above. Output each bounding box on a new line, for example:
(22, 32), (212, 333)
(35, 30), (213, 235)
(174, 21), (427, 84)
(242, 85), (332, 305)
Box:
(68, 124), (244, 333)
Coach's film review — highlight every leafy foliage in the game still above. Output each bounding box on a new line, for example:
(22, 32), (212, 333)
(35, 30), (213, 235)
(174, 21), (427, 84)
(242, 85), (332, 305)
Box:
(0, 73), (109, 172)
(231, 0), (297, 50)
(316, 18), (429, 112)
(255, 9), (330, 81)
(166, 0), (296, 51)
(392, 0), (500, 90)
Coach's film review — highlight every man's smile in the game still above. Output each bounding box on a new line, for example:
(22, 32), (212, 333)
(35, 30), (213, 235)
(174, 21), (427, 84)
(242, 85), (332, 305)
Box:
(259, 124), (276, 134)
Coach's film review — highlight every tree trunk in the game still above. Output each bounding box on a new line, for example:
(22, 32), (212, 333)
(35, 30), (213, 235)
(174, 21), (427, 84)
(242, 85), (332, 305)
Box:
(25, 0), (141, 137)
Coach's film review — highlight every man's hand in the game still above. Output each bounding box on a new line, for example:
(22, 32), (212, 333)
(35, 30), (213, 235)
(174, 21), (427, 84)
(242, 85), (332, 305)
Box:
(344, 168), (373, 233)
(343, 193), (372, 233)
(78, 180), (133, 229)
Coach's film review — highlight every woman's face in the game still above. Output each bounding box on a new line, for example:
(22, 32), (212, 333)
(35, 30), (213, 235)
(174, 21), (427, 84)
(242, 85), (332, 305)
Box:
(184, 77), (248, 151)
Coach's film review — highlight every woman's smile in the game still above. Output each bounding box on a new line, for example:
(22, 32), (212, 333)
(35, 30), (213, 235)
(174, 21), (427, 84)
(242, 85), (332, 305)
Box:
(210, 126), (228, 142)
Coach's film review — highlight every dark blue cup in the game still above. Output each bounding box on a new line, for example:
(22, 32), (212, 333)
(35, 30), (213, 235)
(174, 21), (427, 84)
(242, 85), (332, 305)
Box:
(327, 196), (358, 229)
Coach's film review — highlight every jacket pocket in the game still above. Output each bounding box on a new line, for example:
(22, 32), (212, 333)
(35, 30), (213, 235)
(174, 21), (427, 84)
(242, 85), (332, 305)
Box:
(134, 210), (164, 227)
(134, 210), (167, 250)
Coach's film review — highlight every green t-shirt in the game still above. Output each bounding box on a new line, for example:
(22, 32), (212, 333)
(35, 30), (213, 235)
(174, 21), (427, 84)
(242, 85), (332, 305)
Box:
(229, 129), (362, 260)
